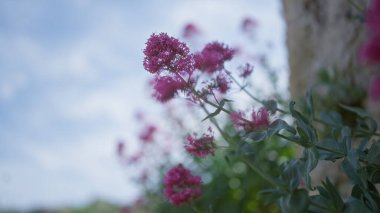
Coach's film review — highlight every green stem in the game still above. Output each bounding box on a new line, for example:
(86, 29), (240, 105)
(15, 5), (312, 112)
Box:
(191, 204), (203, 213)
(199, 104), (231, 144)
(227, 72), (289, 114)
(315, 145), (345, 156)
(229, 73), (263, 104)
(347, 0), (364, 12)
(276, 133), (346, 156)
(242, 158), (278, 187)
(313, 118), (380, 137)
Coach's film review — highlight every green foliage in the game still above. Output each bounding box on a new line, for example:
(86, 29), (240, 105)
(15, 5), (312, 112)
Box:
(152, 124), (294, 213)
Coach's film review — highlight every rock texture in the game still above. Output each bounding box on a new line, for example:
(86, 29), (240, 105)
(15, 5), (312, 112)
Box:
(282, 0), (370, 97)
(281, 0), (379, 195)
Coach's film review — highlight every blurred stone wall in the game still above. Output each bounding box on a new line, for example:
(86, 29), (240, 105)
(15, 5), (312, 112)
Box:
(281, 0), (379, 195)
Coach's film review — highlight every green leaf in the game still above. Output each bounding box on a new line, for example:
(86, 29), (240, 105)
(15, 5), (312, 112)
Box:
(342, 158), (362, 184)
(339, 104), (369, 118)
(258, 188), (285, 204)
(321, 178), (344, 211)
(369, 168), (380, 183)
(317, 68), (330, 83)
(263, 99), (278, 114)
(267, 119), (296, 136)
(289, 101), (318, 145)
(318, 139), (345, 160)
(245, 131), (268, 142)
(309, 195), (331, 213)
(344, 197), (372, 213)
(351, 183), (380, 212)
(289, 189), (309, 213)
(237, 142), (255, 156)
(366, 140), (380, 166)
(301, 147), (319, 190)
(201, 100), (225, 121)
(319, 111), (343, 127)
(305, 90), (314, 119)
(280, 160), (302, 191)
(341, 126), (352, 153)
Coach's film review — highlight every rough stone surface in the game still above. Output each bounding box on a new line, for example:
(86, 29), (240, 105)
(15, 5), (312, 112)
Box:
(281, 0), (379, 195)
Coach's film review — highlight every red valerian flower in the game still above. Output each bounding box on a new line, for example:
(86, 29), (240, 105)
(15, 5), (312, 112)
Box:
(185, 129), (216, 158)
(239, 63), (254, 78)
(230, 107), (270, 131)
(143, 33), (193, 73)
(150, 76), (187, 102)
(116, 141), (125, 158)
(360, 0), (380, 64)
(216, 73), (231, 94)
(139, 125), (157, 143)
(163, 164), (202, 206)
(194, 42), (234, 73)
(241, 17), (258, 33)
(182, 23), (201, 39)
(369, 74), (380, 102)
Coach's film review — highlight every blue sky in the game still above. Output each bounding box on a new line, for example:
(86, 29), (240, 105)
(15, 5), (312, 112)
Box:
(0, 0), (286, 210)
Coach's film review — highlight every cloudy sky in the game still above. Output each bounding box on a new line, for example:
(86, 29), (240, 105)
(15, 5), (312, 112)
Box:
(0, 0), (286, 210)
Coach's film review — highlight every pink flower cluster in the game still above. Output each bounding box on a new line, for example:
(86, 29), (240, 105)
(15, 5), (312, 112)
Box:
(194, 42), (235, 74)
(163, 164), (202, 206)
(185, 129), (216, 158)
(143, 33), (193, 74)
(239, 63), (254, 78)
(241, 17), (258, 33)
(150, 76), (187, 102)
(138, 124), (157, 143)
(369, 75), (380, 102)
(144, 33), (235, 102)
(182, 23), (200, 39)
(216, 73), (231, 94)
(230, 107), (270, 131)
(360, 0), (380, 64)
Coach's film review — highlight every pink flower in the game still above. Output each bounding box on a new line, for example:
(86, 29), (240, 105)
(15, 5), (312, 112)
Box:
(143, 33), (193, 73)
(128, 150), (143, 163)
(239, 63), (254, 78)
(241, 17), (258, 33)
(116, 141), (125, 158)
(150, 76), (187, 102)
(360, 0), (380, 64)
(369, 75), (380, 102)
(366, 0), (380, 34)
(360, 34), (380, 64)
(185, 130), (216, 158)
(182, 23), (200, 39)
(230, 111), (247, 128)
(139, 125), (157, 143)
(251, 107), (270, 129)
(163, 164), (202, 206)
(194, 42), (234, 73)
(216, 73), (231, 94)
(230, 107), (270, 131)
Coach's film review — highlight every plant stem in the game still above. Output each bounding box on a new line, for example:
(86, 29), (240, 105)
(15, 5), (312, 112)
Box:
(315, 145), (345, 156)
(191, 204), (203, 213)
(228, 73), (263, 104)
(276, 133), (346, 156)
(241, 158), (278, 187)
(199, 104), (231, 144)
(313, 118), (380, 137)
(347, 0), (364, 12)
(227, 72), (288, 114)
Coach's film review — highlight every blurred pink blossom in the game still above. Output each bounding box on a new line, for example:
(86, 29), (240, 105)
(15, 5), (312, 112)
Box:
(164, 164), (202, 206)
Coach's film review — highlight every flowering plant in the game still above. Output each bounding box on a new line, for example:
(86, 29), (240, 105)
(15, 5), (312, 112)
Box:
(121, 1), (380, 212)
